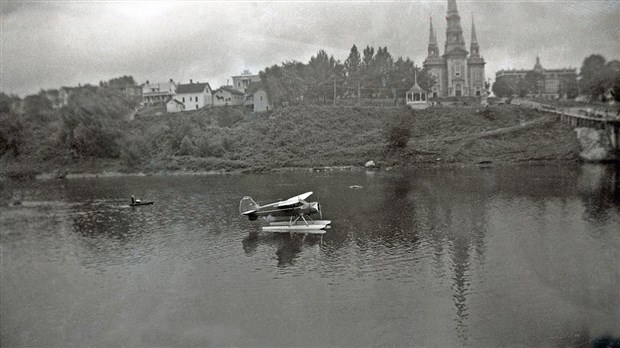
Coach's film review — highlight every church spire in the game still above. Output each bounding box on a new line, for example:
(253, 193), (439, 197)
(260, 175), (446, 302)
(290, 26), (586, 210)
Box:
(471, 14), (478, 44)
(427, 16), (439, 58)
(448, 0), (458, 15)
(470, 14), (480, 57)
(444, 0), (467, 55)
(429, 16), (437, 45)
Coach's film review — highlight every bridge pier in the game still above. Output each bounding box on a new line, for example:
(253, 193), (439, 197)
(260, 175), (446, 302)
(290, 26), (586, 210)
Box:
(610, 123), (619, 151)
(543, 104), (620, 157)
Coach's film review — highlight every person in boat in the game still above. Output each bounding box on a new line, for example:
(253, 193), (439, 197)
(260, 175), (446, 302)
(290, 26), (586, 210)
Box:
(131, 195), (141, 204)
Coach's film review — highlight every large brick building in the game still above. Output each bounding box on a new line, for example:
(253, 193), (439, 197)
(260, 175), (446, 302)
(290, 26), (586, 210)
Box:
(495, 56), (577, 99)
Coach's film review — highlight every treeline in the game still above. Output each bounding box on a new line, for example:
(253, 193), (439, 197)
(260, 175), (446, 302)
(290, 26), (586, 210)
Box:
(0, 78), (139, 164)
(260, 45), (434, 106)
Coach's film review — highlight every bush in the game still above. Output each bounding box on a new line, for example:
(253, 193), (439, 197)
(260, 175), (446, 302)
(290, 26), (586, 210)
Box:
(0, 112), (23, 157)
(384, 113), (412, 150)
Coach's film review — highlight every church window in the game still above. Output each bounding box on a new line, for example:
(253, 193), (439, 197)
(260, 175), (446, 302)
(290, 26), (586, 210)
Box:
(454, 62), (462, 78)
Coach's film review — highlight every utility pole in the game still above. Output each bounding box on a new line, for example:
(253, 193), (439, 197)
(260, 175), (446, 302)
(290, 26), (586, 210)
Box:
(333, 76), (336, 106)
(358, 80), (361, 106)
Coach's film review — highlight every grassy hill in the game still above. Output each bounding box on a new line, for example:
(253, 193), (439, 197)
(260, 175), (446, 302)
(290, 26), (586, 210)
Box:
(1, 103), (580, 178)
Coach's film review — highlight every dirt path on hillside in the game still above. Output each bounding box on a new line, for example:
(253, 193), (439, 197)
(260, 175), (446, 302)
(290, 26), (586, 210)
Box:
(413, 115), (553, 150)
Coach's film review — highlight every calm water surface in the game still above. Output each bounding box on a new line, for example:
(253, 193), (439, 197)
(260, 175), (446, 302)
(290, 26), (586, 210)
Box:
(1, 164), (619, 347)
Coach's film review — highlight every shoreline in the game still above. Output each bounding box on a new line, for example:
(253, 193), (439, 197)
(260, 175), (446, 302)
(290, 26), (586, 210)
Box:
(0, 157), (585, 182)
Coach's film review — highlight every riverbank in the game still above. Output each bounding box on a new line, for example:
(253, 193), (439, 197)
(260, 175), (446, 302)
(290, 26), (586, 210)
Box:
(1, 104), (580, 180)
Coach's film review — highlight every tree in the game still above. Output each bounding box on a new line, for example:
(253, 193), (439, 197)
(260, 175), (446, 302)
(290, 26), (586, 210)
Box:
(492, 77), (517, 97)
(107, 75), (136, 87)
(524, 70), (544, 97)
(306, 50), (339, 103)
(373, 47), (394, 97)
(57, 87), (133, 158)
(390, 57), (415, 93)
(344, 44), (361, 83)
(0, 98), (23, 157)
(23, 93), (54, 120)
(579, 54), (608, 100)
(362, 45), (375, 70)
(360, 46), (376, 97)
(260, 61), (307, 106)
(606, 60), (620, 103)
(559, 76), (579, 99)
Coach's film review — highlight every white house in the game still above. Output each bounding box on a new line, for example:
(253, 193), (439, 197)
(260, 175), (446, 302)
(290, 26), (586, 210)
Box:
(232, 70), (261, 93)
(142, 79), (176, 107)
(166, 99), (184, 113)
(213, 86), (245, 106)
(245, 82), (270, 112)
(173, 80), (213, 111)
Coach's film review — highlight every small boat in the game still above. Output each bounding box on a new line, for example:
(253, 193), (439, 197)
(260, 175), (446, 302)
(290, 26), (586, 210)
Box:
(130, 201), (154, 207)
(131, 196), (154, 207)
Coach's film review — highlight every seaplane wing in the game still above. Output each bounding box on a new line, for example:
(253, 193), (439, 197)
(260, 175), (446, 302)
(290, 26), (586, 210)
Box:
(273, 191), (313, 208)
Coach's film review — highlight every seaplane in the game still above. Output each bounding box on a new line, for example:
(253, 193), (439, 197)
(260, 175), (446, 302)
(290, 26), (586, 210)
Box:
(239, 191), (331, 234)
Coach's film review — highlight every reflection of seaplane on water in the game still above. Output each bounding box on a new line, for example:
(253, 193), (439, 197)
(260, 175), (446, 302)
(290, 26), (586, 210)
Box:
(239, 192), (331, 234)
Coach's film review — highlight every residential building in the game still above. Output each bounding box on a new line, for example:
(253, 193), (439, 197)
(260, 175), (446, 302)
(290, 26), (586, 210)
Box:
(245, 82), (270, 112)
(142, 79), (176, 107)
(495, 57), (577, 99)
(58, 87), (76, 107)
(40, 89), (62, 109)
(173, 80), (213, 111)
(166, 99), (185, 113)
(423, 0), (486, 98)
(213, 86), (245, 106)
(232, 70), (261, 93)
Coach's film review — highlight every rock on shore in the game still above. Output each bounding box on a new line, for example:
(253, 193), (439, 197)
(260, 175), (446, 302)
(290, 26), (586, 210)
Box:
(575, 127), (615, 162)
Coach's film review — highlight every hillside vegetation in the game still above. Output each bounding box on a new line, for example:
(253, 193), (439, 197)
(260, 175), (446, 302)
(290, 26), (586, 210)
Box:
(1, 93), (580, 178)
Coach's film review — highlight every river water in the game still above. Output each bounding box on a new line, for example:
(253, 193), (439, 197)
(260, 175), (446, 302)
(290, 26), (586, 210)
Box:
(1, 164), (619, 347)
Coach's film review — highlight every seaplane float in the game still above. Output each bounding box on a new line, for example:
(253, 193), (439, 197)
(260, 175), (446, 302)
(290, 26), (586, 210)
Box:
(239, 191), (331, 234)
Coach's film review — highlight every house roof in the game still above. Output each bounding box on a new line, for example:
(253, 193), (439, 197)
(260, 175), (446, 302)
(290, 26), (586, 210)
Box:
(176, 82), (211, 94)
(142, 81), (176, 94)
(408, 82), (426, 93)
(216, 86), (244, 96)
(168, 99), (184, 105)
(246, 81), (265, 95)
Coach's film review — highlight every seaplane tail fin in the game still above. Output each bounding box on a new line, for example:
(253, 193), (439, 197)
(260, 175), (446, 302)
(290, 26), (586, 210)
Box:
(239, 196), (260, 218)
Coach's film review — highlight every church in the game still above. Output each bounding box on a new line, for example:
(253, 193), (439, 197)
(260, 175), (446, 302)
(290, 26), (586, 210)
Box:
(423, 0), (486, 98)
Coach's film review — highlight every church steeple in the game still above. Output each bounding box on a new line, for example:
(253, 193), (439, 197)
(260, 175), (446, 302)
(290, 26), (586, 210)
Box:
(427, 16), (439, 58)
(470, 14), (480, 57)
(448, 0), (458, 15)
(444, 0), (467, 55)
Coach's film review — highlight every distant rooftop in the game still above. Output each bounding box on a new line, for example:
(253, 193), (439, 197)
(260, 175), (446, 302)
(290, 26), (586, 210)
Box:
(216, 86), (245, 95)
(176, 81), (211, 94)
(233, 70), (259, 78)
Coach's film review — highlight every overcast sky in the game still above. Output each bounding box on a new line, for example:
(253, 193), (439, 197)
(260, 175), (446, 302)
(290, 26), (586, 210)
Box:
(1, 0), (619, 97)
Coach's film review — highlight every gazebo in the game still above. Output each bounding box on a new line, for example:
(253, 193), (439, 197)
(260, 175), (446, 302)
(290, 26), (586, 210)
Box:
(406, 72), (429, 109)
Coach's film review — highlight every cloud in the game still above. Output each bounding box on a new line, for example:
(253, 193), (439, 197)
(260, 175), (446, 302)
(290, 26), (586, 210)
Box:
(1, 0), (619, 97)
